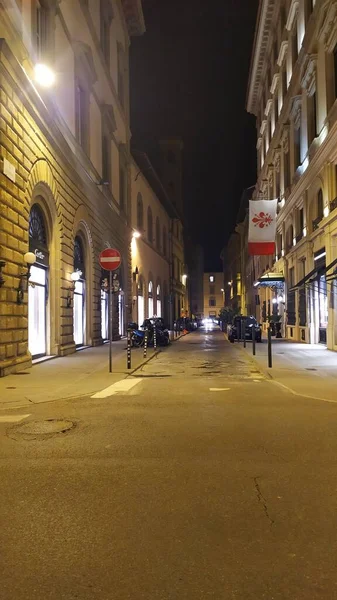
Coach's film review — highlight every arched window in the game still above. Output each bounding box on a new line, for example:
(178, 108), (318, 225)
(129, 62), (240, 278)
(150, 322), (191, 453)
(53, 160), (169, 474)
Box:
(137, 276), (145, 327)
(137, 192), (143, 230)
(74, 236), (85, 277)
(156, 217), (161, 251)
(29, 204), (47, 247)
(73, 235), (86, 346)
(147, 207), (153, 243)
(317, 189), (323, 220)
(148, 280), (153, 317)
(163, 226), (167, 257)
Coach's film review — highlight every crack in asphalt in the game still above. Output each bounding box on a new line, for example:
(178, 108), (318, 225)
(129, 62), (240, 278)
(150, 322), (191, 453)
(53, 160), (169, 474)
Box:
(253, 477), (275, 528)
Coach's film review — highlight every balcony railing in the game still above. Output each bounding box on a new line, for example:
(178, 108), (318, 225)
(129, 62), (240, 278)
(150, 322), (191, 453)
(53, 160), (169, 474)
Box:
(312, 216), (323, 231)
(296, 233), (303, 243)
(330, 197), (337, 212)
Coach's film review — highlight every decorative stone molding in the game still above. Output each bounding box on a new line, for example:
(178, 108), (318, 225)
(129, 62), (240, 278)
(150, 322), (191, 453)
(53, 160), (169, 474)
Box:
(277, 41), (288, 67)
(260, 119), (267, 135)
(265, 98), (273, 116)
(256, 137), (263, 150)
(290, 95), (302, 129)
(273, 148), (281, 172)
(281, 125), (290, 153)
(301, 54), (317, 96)
(270, 73), (280, 94)
(286, 0), (299, 31)
(317, 1), (337, 52)
(101, 104), (117, 135)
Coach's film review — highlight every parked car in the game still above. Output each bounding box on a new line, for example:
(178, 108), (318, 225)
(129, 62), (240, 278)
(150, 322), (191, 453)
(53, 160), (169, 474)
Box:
(227, 316), (262, 343)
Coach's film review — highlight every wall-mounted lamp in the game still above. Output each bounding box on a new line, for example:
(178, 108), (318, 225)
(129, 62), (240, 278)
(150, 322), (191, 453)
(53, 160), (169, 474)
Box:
(0, 260), (6, 288)
(133, 266), (139, 282)
(67, 270), (82, 308)
(182, 274), (187, 285)
(132, 230), (141, 239)
(34, 63), (56, 87)
(17, 252), (36, 304)
(228, 281), (232, 286)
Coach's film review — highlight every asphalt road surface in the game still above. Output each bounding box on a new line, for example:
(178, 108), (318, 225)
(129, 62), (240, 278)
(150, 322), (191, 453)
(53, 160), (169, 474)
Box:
(1, 327), (337, 599)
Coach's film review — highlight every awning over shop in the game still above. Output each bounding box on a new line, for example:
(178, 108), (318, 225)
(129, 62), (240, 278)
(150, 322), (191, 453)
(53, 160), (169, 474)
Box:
(291, 257), (337, 290)
(255, 272), (285, 288)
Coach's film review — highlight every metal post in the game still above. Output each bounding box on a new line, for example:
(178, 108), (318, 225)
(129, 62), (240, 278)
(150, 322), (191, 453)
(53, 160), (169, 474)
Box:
(143, 327), (148, 358)
(153, 324), (157, 350)
(267, 327), (272, 368)
(243, 319), (246, 348)
(109, 271), (113, 373)
(127, 329), (131, 369)
(252, 323), (256, 356)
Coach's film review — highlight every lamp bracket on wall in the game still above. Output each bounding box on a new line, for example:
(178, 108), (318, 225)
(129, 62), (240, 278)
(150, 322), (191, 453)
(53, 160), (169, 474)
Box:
(67, 270), (82, 308)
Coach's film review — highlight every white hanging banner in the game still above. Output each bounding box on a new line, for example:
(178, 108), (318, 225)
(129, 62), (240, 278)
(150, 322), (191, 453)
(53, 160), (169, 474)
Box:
(248, 199), (278, 256)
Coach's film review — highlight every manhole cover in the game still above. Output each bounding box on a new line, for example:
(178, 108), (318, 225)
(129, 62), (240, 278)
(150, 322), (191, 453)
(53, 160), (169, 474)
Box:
(8, 419), (75, 440)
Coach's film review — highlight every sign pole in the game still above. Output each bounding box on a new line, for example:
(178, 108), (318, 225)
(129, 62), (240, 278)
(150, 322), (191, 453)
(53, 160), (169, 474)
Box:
(109, 270), (113, 373)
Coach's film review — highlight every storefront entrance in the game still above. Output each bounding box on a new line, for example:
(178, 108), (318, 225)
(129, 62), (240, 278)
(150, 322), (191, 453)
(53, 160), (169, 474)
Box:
(73, 236), (86, 347)
(28, 204), (49, 359)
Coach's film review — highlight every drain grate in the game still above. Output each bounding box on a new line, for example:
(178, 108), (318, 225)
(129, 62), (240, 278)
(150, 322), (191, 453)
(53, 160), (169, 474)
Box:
(8, 419), (76, 440)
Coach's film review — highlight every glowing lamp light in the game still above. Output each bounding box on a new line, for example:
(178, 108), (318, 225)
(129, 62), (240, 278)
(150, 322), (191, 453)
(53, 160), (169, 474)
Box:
(34, 63), (56, 87)
(24, 251), (36, 266)
(70, 270), (82, 282)
(293, 237), (296, 246)
(324, 206), (329, 218)
(272, 298), (278, 304)
(303, 227), (307, 237)
(132, 230), (141, 239)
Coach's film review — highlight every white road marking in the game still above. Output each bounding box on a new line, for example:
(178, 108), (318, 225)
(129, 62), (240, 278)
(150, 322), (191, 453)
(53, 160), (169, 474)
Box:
(0, 414), (30, 423)
(91, 378), (142, 398)
(253, 380), (262, 382)
(209, 388), (230, 392)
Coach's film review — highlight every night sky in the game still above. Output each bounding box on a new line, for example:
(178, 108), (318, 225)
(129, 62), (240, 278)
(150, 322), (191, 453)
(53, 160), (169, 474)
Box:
(130, 0), (259, 270)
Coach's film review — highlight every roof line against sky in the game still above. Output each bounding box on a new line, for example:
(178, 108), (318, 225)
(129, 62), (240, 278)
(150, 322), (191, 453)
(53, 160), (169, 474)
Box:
(246, 0), (277, 115)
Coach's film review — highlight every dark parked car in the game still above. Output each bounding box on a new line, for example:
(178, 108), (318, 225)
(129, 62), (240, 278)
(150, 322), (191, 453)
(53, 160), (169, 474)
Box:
(228, 316), (262, 343)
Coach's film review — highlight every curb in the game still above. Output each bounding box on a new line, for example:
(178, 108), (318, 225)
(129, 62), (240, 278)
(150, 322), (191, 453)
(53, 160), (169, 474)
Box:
(0, 348), (163, 412)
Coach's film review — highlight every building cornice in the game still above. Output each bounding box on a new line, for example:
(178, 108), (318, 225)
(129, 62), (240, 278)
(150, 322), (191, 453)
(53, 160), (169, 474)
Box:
(246, 0), (278, 116)
(121, 0), (146, 36)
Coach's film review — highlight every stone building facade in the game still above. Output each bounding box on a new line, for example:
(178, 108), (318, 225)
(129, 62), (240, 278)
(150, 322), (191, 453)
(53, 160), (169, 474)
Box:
(0, 0), (145, 375)
(203, 272), (224, 319)
(245, 0), (337, 349)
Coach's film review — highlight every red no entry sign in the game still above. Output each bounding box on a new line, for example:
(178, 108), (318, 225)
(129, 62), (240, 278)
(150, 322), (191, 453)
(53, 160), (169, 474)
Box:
(99, 248), (121, 271)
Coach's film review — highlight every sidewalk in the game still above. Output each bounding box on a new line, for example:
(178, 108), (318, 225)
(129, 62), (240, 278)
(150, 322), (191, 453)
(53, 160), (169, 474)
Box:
(0, 341), (160, 410)
(236, 336), (337, 403)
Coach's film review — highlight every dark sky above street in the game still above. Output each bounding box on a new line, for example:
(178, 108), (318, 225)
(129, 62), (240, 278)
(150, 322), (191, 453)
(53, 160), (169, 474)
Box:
(130, 0), (259, 270)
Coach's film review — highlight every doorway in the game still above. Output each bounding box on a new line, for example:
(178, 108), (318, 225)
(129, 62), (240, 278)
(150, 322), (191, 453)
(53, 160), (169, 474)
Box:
(28, 204), (49, 359)
(73, 236), (86, 347)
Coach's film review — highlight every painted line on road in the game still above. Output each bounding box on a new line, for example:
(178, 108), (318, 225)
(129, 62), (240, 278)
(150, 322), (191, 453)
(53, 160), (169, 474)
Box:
(0, 414), (30, 423)
(209, 388), (230, 392)
(91, 378), (142, 399)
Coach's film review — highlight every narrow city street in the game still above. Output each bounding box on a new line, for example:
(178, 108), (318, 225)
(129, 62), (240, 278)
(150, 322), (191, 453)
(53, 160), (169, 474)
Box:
(2, 328), (337, 599)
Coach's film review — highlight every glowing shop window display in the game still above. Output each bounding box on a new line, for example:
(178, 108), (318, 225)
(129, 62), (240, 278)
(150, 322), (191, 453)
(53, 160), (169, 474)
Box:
(28, 265), (47, 357)
(74, 279), (85, 346)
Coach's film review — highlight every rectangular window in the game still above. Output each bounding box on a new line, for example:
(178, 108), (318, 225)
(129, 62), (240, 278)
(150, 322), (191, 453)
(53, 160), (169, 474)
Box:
(299, 208), (304, 232)
(308, 92), (317, 145)
(209, 275), (214, 283)
(117, 44), (125, 108)
(209, 298), (216, 307)
(102, 134), (111, 188)
(292, 26), (298, 66)
(294, 127), (301, 171)
(75, 84), (88, 152)
(209, 285), (215, 295)
(100, 0), (110, 67)
(35, 0), (47, 60)
(119, 166), (125, 212)
(282, 66), (287, 101)
(284, 148), (291, 189)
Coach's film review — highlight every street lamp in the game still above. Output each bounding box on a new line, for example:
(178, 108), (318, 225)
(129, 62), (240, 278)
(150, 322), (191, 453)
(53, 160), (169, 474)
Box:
(67, 270), (82, 308)
(132, 230), (141, 239)
(34, 64), (56, 87)
(17, 252), (36, 304)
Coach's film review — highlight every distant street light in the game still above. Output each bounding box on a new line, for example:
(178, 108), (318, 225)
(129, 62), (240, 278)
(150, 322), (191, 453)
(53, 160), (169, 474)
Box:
(34, 64), (56, 87)
(132, 230), (141, 239)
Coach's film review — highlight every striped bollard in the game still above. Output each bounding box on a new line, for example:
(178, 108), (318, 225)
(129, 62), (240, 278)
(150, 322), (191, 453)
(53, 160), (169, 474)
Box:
(127, 329), (132, 369)
(143, 328), (148, 358)
(153, 325), (157, 350)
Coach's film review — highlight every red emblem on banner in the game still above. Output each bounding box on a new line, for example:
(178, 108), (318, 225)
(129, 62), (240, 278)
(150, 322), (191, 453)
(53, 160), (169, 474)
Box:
(252, 212), (273, 228)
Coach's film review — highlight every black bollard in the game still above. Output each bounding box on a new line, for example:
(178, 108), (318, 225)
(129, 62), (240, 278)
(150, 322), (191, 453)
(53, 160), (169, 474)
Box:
(252, 324), (256, 356)
(143, 328), (148, 358)
(267, 327), (272, 368)
(127, 329), (132, 369)
(243, 320), (246, 348)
